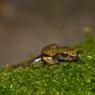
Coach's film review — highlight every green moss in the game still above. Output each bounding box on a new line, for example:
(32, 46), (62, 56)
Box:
(0, 38), (95, 95)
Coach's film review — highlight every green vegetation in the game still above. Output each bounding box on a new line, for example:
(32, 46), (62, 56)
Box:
(0, 34), (95, 95)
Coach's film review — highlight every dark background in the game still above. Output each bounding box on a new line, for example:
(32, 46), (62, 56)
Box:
(0, 0), (95, 65)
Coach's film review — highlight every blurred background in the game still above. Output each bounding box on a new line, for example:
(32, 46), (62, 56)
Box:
(0, 0), (95, 65)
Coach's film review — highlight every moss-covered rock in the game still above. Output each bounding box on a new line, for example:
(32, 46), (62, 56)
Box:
(0, 37), (95, 95)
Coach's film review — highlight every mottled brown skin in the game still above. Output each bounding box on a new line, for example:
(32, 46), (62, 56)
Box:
(6, 43), (78, 68)
(41, 43), (78, 65)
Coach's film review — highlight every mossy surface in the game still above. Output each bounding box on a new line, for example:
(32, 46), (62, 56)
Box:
(0, 38), (95, 95)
